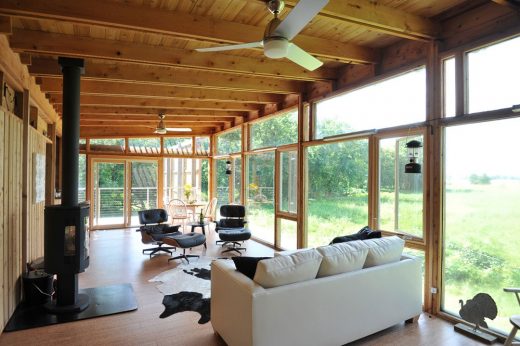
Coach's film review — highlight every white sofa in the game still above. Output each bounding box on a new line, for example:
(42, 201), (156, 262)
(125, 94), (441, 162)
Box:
(211, 253), (422, 346)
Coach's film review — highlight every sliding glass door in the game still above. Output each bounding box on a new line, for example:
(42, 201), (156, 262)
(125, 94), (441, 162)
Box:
(443, 118), (520, 333)
(130, 161), (158, 225)
(247, 151), (275, 245)
(91, 158), (159, 229)
(92, 160), (126, 228)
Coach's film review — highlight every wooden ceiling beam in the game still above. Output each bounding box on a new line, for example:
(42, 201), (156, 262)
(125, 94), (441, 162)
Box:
(37, 78), (284, 104)
(0, 0), (378, 64)
(280, 0), (440, 41)
(49, 95), (261, 112)
(10, 29), (336, 82)
(81, 121), (226, 128)
(80, 127), (217, 137)
(80, 114), (237, 121)
(29, 57), (304, 94)
(65, 106), (247, 117)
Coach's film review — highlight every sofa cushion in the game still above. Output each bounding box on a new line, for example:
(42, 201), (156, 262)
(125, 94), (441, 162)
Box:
(362, 236), (405, 268)
(231, 256), (272, 280)
(315, 242), (368, 277)
(253, 249), (323, 288)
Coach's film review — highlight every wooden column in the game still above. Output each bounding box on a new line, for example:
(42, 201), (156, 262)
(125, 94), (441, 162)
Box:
(426, 41), (443, 314)
(296, 95), (306, 249)
(455, 51), (466, 116)
(21, 89), (30, 273)
(45, 123), (56, 205)
(0, 70), (4, 108)
(157, 157), (164, 208)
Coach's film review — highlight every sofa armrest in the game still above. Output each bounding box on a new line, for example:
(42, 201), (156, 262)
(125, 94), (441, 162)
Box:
(211, 260), (265, 346)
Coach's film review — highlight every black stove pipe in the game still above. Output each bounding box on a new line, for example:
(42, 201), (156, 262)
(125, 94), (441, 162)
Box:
(59, 57), (84, 207)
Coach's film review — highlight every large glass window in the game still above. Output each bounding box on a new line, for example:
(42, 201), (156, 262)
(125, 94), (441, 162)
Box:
(128, 138), (161, 154)
(279, 218), (297, 250)
(443, 118), (520, 334)
(164, 137), (192, 155)
(130, 161), (158, 224)
(306, 139), (369, 247)
(163, 158), (209, 204)
(233, 157), (242, 204)
(315, 68), (426, 139)
(378, 135), (424, 238)
(247, 152), (275, 245)
(216, 159), (230, 209)
(78, 154), (86, 202)
(443, 57), (456, 117)
(467, 36), (520, 113)
(89, 138), (125, 153)
(195, 137), (210, 156)
(250, 110), (298, 150)
(279, 150), (297, 214)
(216, 128), (242, 155)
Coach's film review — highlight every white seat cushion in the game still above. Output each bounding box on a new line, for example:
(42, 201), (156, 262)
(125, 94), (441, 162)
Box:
(316, 242), (368, 277)
(362, 236), (405, 268)
(254, 249), (323, 288)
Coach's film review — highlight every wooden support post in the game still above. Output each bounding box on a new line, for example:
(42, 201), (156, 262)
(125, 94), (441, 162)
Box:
(21, 89), (30, 272)
(0, 70), (4, 109)
(157, 157), (164, 208)
(45, 123), (56, 205)
(455, 51), (466, 116)
(426, 41), (443, 314)
(296, 94), (306, 249)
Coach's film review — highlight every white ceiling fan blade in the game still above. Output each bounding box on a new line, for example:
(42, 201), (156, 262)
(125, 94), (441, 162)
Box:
(195, 41), (263, 52)
(166, 127), (192, 132)
(274, 0), (329, 40)
(286, 43), (323, 71)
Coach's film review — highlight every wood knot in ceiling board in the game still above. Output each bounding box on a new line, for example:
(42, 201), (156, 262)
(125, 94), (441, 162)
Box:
(116, 51), (122, 56)
(348, 3), (362, 10)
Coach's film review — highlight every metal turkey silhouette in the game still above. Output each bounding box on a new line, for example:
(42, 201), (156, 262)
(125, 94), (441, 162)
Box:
(458, 293), (498, 331)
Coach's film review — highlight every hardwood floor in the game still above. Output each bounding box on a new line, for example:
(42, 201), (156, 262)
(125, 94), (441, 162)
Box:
(0, 227), (499, 345)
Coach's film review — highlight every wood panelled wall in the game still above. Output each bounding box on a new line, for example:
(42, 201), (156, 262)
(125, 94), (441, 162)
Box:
(0, 108), (23, 329)
(27, 127), (47, 262)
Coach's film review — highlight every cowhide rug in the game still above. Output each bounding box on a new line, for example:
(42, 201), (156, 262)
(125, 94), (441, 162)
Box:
(149, 258), (214, 324)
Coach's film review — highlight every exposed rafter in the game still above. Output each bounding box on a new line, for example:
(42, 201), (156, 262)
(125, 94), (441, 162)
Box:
(29, 57), (305, 94)
(49, 95), (262, 112)
(36, 78), (285, 104)
(9, 29), (336, 81)
(280, 0), (440, 41)
(0, 0), (379, 64)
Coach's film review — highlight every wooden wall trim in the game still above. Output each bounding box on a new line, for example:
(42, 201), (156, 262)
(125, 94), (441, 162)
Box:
(21, 89), (29, 274)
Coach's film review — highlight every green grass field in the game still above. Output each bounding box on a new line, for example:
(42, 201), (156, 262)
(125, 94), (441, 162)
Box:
(247, 180), (520, 334)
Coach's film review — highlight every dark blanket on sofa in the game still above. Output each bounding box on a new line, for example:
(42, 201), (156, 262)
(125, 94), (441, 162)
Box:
(330, 226), (381, 244)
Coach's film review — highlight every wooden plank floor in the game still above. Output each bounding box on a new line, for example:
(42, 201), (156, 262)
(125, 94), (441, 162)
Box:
(0, 227), (500, 345)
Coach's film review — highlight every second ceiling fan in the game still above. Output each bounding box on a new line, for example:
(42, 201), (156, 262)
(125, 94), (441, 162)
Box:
(195, 0), (329, 71)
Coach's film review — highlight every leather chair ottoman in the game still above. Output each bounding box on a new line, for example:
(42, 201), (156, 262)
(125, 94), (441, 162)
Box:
(163, 232), (206, 263)
(218, 228), (251, 255)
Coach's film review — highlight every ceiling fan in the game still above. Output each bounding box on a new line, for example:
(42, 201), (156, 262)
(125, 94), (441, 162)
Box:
(154, 113), (191, 134)
(195, 0), (328, 71)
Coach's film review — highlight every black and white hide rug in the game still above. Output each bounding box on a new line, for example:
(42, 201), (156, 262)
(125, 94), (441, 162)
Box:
(149, 258), (213, 324)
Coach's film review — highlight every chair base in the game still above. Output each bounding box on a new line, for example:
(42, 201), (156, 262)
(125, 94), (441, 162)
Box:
(222, 242), (247, 255)
(168, 249), (200, 264)
(142, 244), (176, 257)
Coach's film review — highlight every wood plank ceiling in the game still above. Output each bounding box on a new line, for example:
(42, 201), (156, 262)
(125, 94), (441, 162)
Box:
(0, 0), (483, 137)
